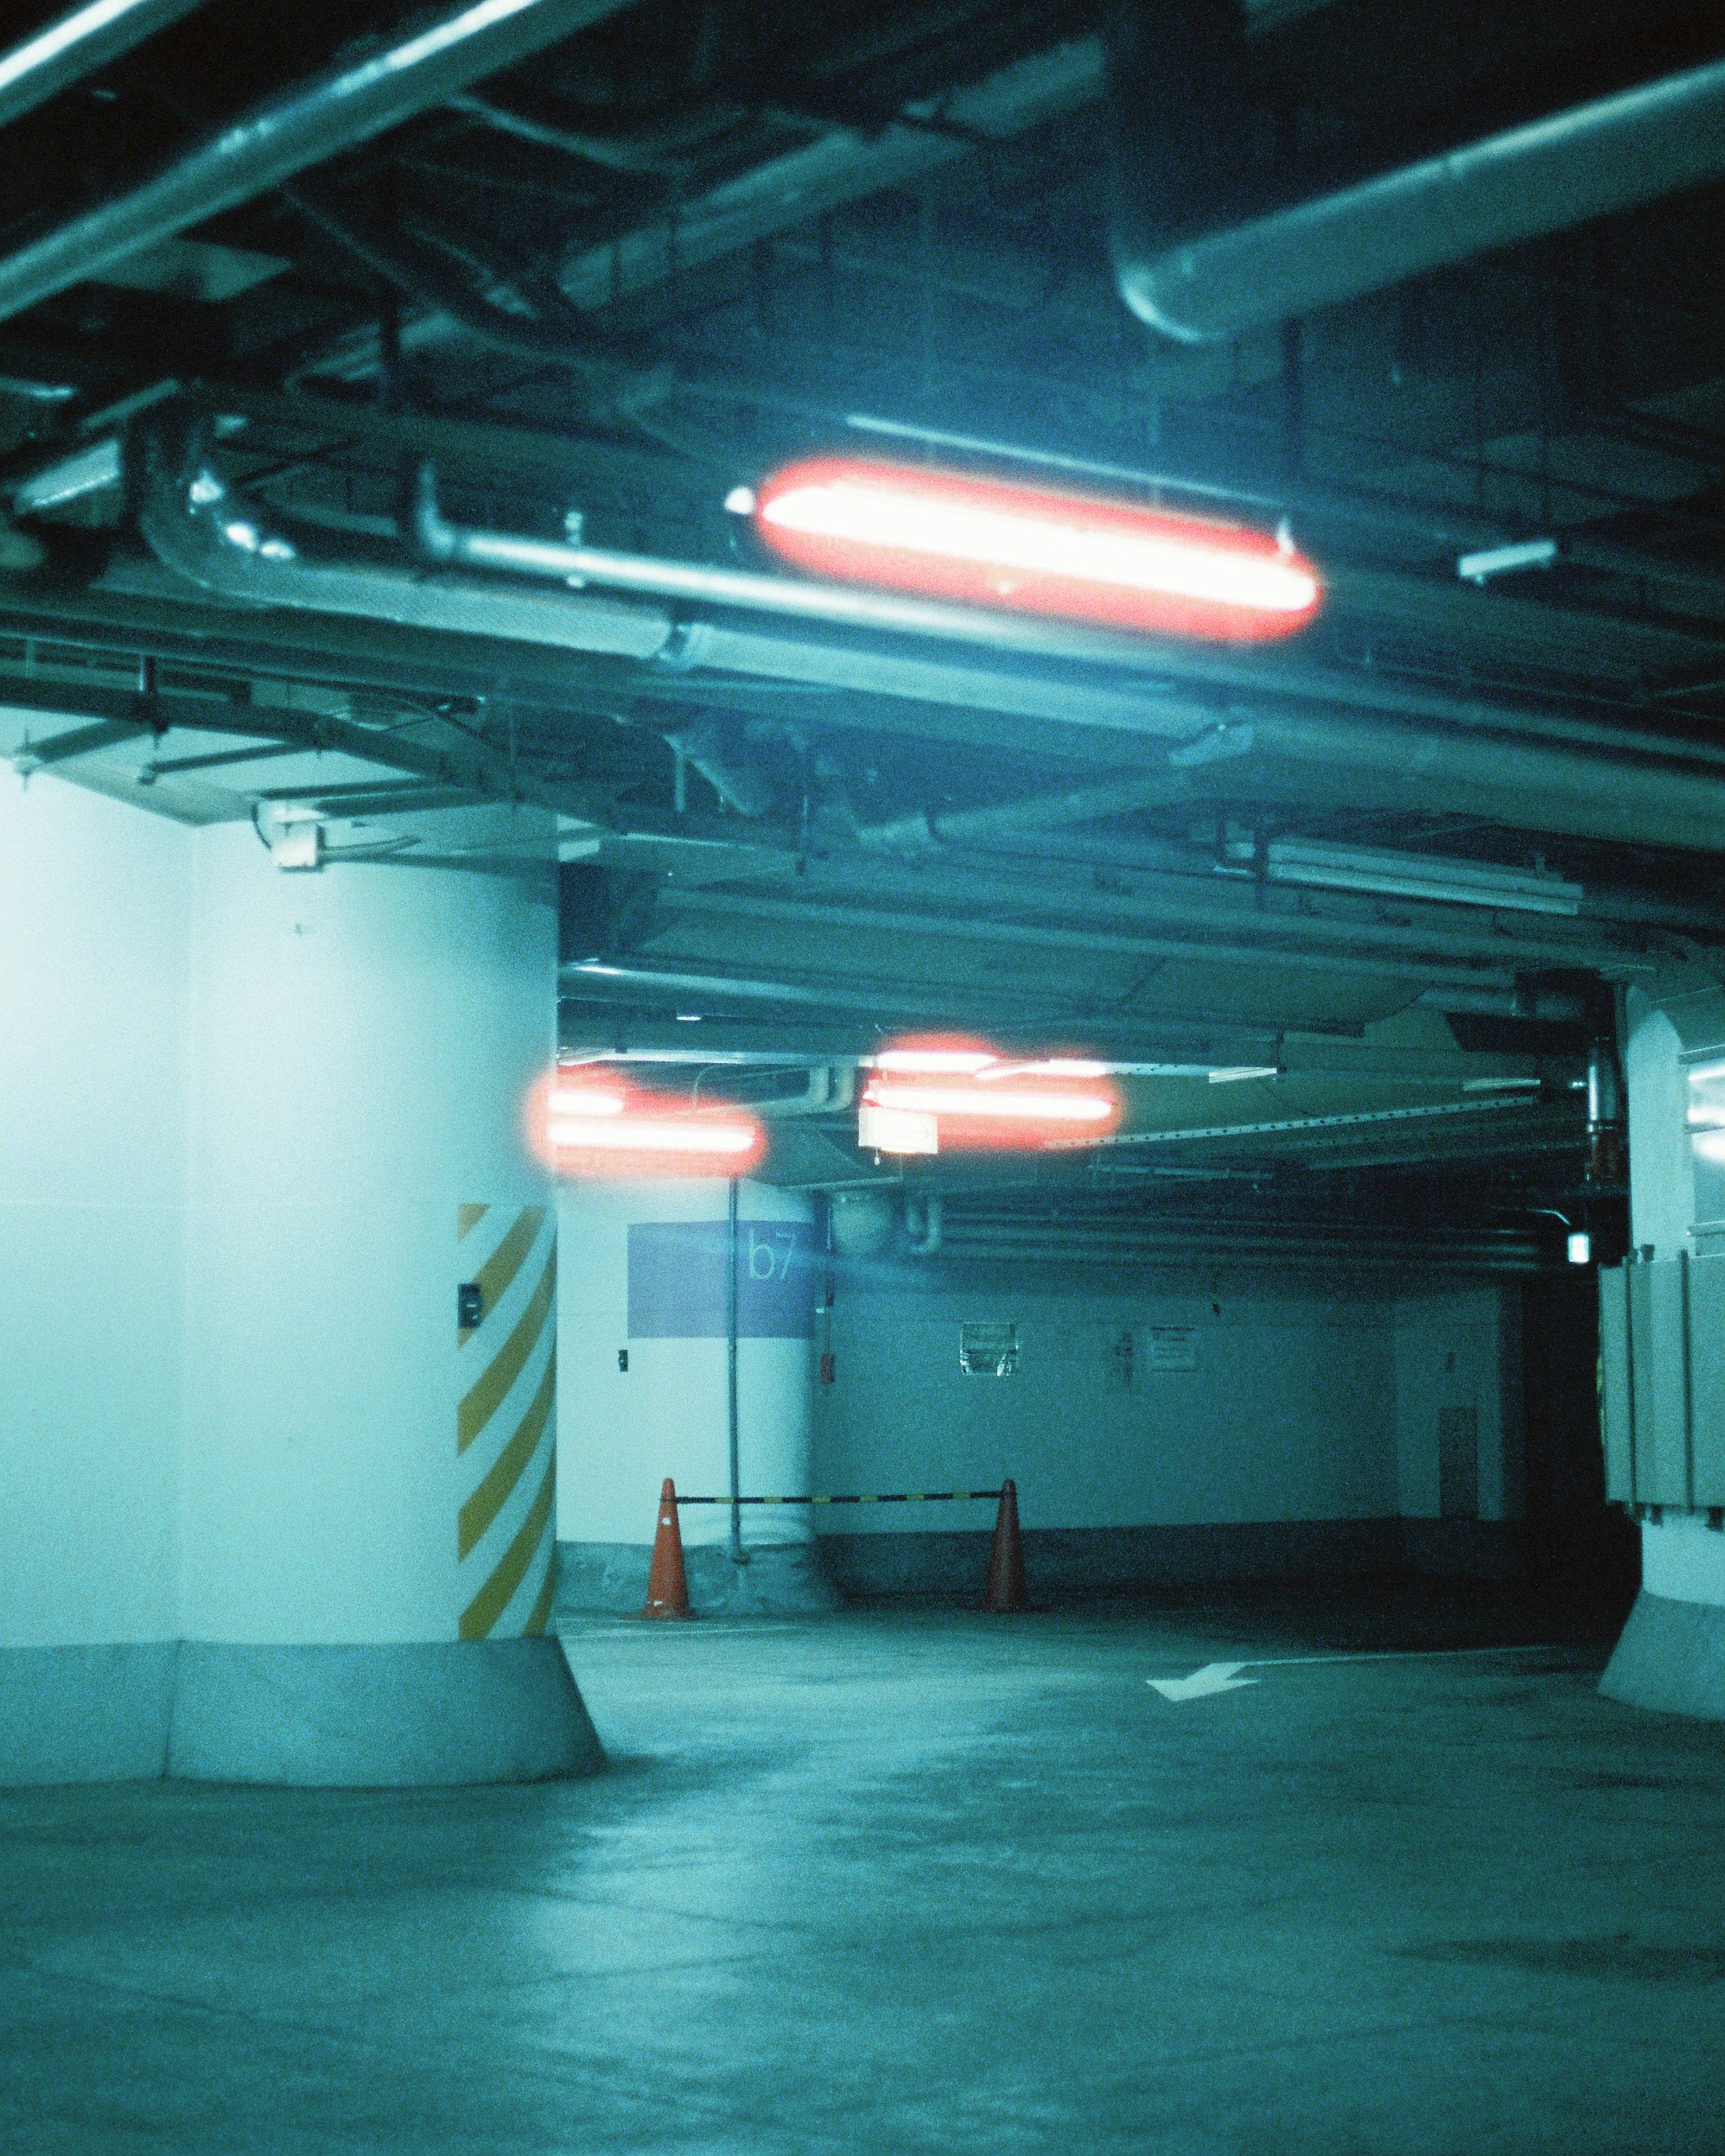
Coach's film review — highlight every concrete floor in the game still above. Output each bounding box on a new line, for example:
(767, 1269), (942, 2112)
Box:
(3, 1596), (1723, 2155)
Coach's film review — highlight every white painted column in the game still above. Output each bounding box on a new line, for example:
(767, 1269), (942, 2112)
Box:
(171, 820), (599, 1780)
(0, 768), (600, 1784)
(557, 1179), (833, 1611)
(0, 770), (186, 1780)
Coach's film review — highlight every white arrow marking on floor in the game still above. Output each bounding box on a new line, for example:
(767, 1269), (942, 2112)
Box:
(1145, 1661), (1261, 1701)
(1146, 1642), (1557, 1701)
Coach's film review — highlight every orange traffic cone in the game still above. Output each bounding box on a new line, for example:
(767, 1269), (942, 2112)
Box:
(641, 1477), (692, 1618)
(983, 1478), (1029, 1613)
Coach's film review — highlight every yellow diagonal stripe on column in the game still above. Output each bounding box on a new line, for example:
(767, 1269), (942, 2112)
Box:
(523, 1558), (554, 1638)
(458, 1245), (555, 1453)
(459, 1353), (555, 1560)
(458, 1202), (488, 1241)
(467, 1208), (544, 1343)
(460, 1451), (555, 1640)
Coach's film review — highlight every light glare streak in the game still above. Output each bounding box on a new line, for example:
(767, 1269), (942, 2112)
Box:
(761, 477), (1319, 614)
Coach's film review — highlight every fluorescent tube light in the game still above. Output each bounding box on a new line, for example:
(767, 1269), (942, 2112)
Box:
(548, 1116), (760, 1155)
(1225, 838), (1583, 915)
(865, 1083), (1115, 1123)
(753, 458), (1322, 642)
(1457, 538), (1559, 584)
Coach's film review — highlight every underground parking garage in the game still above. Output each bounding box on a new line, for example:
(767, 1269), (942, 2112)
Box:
(5, 0), (1725, 2146)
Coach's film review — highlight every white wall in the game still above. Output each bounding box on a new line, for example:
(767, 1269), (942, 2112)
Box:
(0, 769), (189, 1647)
(557, 1180), (815, 1549)
(1393, 1286), (1523, 1522)
(817, 1265), (1401, 1530)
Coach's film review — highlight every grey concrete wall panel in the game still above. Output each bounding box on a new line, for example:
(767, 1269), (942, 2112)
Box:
(1648, 1258), (1695, 1507)
(557, 1541), (838, 1617)
(1687, 1253), (1725, 1506)
(1600, 1590), (1725, 1720)
(168, 1639), (603, 1785)
(1628, 1260), (1693, 1506)
(1597, 1266), (1636, 1503)
(0, 1643), (177, 1783)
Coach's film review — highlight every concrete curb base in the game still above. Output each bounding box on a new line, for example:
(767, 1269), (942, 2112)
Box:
(557, 1538), (840, 1616)
(1600, 1590), (1725, 1721)
(0, 1638), (603, 1785)
(0, 1643), (178, 1783)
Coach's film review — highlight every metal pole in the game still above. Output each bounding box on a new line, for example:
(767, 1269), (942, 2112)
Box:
(727, 1177), (745, 1566)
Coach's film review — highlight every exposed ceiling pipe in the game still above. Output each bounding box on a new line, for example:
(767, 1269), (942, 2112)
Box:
(657, 871), (1662, 981)
(558, 958), (1315, 1052)
(926, 1213), (1548, 1274)
(0, 0), (210, 135)
(134, 423), (673, 663)
(1112, 10), (1725, 344)
(0, 0), (639, 328)
(1416, 986), (1591, 1024)
(857, 733), (1253, 852)
(130, 429), (1725, 860)
(408, 461), (1256, 669)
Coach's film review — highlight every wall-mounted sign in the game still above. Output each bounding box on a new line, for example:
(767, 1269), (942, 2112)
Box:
(627, 1221), (817, 1339)
(960, 1321), (1019, 1376)
(1141, 1325), (1198, 1373)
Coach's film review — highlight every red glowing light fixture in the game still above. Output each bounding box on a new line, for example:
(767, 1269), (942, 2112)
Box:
(753, 458), (1322, 642)
(859, 1037), (1122, 1155)
(533, 1075), (766, 1179)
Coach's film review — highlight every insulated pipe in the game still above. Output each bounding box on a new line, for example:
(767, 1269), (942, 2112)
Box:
(408, 462), (1276, 670)
(133, 433), (1725, 860)
(0, 0), (638, 327)
(407, 463), (1725, 778)
(1115, 39), (1725, 344)
(903, 1193), (942, 1257)
(135, 424), (674, 663)
(0, 0), (210, 136)
(861, 765), (1208, 852)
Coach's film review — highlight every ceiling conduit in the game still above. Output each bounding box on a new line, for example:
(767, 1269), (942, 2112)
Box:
(923, 1209), (1549, 1273)
(128, 426), (1725, 859)
(0, 0), (641, 328)
(1111, 1), (1725, 344)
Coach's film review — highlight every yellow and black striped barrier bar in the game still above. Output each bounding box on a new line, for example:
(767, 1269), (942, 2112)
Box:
(673, 1490), (1004, 1505)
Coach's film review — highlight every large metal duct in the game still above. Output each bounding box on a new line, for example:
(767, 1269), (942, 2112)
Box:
(0, 0), (638, 327)
(1111, 3), (1725, 344)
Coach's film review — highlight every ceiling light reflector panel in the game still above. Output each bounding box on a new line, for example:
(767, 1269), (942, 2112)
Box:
(753, 459), (1322, 642)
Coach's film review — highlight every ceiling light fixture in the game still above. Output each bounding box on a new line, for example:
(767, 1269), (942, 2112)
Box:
(864, 1083), (1116, 1124)
(537, 1078), (764, 1178)
(1457, 537), (1559, 584)
(859, 1036), (1122, 1154)
(1221, 837), (1583, 916)
(752, 458), (1323, 642)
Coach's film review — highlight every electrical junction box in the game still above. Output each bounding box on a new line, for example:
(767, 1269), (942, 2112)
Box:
(270, 819), (322, 871)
